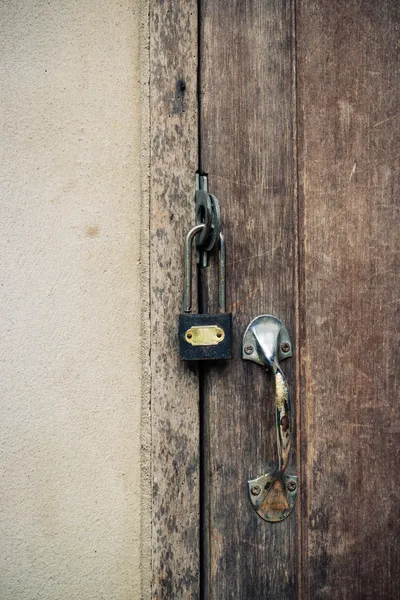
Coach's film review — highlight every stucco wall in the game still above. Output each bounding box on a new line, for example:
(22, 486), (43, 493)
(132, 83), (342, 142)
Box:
(0, 1), (149, 598)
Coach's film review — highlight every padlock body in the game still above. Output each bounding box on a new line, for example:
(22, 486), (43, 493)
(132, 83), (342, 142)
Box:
(179, 313), (232, 360)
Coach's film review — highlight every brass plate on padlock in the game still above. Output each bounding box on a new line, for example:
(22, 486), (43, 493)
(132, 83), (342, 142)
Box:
(185, 325), (225, 346)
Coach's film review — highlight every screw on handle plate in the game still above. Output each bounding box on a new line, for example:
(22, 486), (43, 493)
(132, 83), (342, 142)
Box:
(242, 315), (297, 522)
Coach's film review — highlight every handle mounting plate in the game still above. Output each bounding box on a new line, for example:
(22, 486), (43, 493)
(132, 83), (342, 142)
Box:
(248, 473), (298, 522)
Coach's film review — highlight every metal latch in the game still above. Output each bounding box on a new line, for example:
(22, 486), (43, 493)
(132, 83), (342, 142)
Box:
(178, 174), (232, 361)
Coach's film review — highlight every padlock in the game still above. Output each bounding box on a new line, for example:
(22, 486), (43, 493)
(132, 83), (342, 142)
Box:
(178, 224), (232, 360)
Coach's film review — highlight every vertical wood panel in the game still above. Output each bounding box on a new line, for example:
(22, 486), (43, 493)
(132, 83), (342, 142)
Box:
(297, 1), (400, 598)
(149, 3), (199, 598)
(200, 1), (298, 597)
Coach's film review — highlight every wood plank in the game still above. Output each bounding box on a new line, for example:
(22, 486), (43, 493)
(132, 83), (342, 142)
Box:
(200, 1), (298, 597)
(297, 1), (400, 598)
(149, 3), (199, 598)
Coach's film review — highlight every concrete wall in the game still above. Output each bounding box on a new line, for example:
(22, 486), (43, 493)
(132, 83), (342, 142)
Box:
(0, 1), (149, 598)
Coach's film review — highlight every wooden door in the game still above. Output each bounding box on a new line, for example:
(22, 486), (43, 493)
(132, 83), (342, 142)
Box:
(150, 1), (400, 598)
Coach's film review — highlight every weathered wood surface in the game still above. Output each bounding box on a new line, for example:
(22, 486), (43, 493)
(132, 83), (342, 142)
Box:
(149, 3), (199, 598)
(297, 1), (400, 598)
(200, 1), (298, 597)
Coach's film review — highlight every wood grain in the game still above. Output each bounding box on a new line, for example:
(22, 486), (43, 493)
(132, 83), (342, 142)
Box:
(149, 3), (199, 598)
(297, 1), (400, 598)
(200, 1), (298, 597)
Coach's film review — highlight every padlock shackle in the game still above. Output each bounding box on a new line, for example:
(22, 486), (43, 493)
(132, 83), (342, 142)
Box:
(184, 224), (206, 313)
(184, 226), (226, 314)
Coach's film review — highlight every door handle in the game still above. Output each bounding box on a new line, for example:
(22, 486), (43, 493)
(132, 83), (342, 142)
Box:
(242, 315), (297, 522)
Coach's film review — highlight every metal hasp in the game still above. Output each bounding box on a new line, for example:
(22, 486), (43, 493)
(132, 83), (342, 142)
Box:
(195, 173), (221, 267)
(242, 315), (297, 522)
(178, 174), (232, 361)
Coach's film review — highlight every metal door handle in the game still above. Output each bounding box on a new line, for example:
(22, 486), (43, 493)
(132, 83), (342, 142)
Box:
(242, 315), (297, 522)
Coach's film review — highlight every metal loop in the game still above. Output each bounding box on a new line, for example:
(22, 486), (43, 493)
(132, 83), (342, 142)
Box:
(218, 232), (226, 313)
(204, 194), (221, 252)
(194, 190), (212, 248)
(195, 190), (221, 253)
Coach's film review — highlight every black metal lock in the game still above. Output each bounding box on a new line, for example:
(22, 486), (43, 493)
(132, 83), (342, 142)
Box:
(179, 225), (232, 361)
